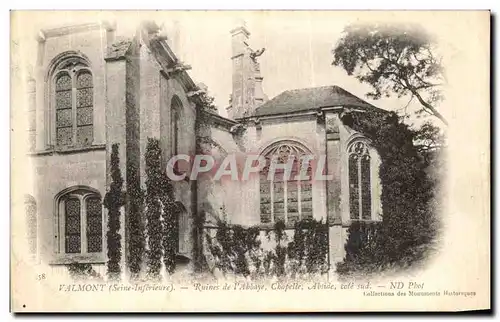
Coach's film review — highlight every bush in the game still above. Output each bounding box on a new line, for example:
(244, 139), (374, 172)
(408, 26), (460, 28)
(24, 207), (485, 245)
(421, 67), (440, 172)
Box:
(204, 219), (329, 280)
(67, 263), (103, 281)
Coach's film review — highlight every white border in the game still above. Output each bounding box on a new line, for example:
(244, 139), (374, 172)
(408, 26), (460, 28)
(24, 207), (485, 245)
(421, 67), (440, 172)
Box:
(3, 3), (497, 321)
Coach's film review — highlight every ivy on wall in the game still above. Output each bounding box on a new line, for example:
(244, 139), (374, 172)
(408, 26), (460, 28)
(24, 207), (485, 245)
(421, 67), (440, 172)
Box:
(127, 162), (145, 281)
(337, 111), (441, 277)
(145, 138), (164, 281)
(192, 91), (220, 273)
(204, 219), (329, 280)
(144, 138), (179, 279)
(103, 144), (125, 281)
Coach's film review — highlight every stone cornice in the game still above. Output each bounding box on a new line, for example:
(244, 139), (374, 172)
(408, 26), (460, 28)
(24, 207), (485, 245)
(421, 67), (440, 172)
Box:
(147, 37), (198, 94)
(39, 23), (103, 41)
(236, 105), (386, 124)
(27, 144), (106, 157)
(238, 110), (318, 124)
(201, 110), (239, 131)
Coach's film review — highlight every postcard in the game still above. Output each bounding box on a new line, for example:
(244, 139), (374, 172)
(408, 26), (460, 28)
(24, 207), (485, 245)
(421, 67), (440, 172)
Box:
(10, 10), (490, 312)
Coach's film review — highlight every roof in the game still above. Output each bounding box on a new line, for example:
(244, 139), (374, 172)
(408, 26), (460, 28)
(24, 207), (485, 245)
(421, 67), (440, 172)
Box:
(253, 85), (383, 117)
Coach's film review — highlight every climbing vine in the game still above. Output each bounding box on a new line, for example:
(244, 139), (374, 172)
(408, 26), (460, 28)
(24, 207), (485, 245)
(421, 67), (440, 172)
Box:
(204, 219), (329, 280)
(145, 138), (164, 281)
(103, 144), (125, 281)
(144, 138), (179, 278)
(127, 162), (144, 281)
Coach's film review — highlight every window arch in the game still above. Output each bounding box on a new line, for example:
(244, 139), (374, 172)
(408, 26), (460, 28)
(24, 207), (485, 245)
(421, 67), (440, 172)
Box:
(348, 141), (372, 220)
(260, 141), (313, 224)
(171, 96), (182, 157)
(55, 187), (102, 254)
(51, 53), (94, 148)
(24, 194), (37, 255)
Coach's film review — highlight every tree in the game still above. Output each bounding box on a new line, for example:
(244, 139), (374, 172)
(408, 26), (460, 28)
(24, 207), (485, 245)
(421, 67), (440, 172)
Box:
(332, 23), (447, 125)
(103, 144), (125, 281)
(337, 111), (440, 277)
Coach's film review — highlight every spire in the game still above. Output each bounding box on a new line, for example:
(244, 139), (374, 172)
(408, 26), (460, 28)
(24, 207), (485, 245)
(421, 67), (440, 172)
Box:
(227, 21), (267, 120)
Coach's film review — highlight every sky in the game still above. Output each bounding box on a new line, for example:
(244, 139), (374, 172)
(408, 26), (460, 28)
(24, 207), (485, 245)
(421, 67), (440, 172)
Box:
(12, 11), (458, 127)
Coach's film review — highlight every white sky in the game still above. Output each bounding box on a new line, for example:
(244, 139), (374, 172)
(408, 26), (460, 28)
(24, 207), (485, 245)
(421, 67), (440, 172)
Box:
(13, 11), (458, 127)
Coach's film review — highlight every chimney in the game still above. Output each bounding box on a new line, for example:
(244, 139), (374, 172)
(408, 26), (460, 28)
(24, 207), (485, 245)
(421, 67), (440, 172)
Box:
(227, 22), (267, 119)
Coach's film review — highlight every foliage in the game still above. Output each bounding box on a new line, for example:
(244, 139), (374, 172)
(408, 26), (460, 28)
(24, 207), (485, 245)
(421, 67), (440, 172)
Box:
(193, 90), (219, 273)
(103, 144), (125, 281)
(205, 221), (261, 277)
(144, 138), (179, 278)
(127, 162), (145, 281)
(336, 221), (383, 276)
(159, 172), (178, 275)
(144, 138), (164, 281)
(287, 219), (329, 277)
(337, 111), (441, 277)
(67, 263), (103, 281)
(204, 219), (329, 280)
(198, 91), (218, 114)
(333, 23), (447, 125)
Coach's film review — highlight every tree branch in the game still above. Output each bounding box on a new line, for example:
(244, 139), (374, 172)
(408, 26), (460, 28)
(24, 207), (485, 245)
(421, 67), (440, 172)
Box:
(411, 89), (448, 125)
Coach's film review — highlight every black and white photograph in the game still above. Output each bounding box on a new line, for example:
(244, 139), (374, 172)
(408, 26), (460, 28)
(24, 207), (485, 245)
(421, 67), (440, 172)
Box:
(9, 10), (490, 312)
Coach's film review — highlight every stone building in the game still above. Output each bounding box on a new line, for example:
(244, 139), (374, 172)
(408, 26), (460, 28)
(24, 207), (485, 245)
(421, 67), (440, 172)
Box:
(23, 21), (384, 278)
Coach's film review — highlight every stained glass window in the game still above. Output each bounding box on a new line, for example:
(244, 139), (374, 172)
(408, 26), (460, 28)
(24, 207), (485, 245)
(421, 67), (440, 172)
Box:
(76, 88), (93, 108)
(348, 141), (372, 220)
(65, 198), (81, 253)
(55, 73), (73, 147)
(260, 142), (312, 224)
(54, 68), (93, 147)
(76, 107), (93, 126)
(56, 90), (72, 110)
(349, 154), (360, 219)
(59, 189), (103, 255)
(76, 125), (93, 146)
(56, 109), (73, 127)
(86, 197), (102, 253)
(76, 71), (93, 89)
(55, 74), (71, 91)
(56, 127), (73, 146)
(361, 156), (372, 220)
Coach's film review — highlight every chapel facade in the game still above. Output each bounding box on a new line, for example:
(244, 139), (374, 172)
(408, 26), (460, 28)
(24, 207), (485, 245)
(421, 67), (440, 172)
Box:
(21, 21), (383, 278)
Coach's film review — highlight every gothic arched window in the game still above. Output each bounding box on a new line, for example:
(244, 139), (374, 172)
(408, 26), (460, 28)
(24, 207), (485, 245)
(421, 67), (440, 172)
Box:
(348, 141), (372, 220)
(24, 195), (37, 255)
(260, 142), (313, 224)
(171, 96), (182, 157)
(56, 188), (102, 254)
(53, 56), (93, 148)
